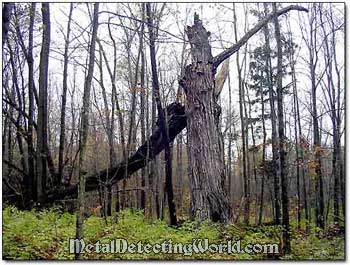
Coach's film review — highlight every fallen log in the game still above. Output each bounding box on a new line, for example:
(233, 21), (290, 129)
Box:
(48, 102), (186, 201)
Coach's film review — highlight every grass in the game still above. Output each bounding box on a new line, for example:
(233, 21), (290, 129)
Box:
(2, 206), (345, 260)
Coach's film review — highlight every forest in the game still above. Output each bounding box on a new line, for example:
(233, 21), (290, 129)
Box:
(2, 2), (345, 260)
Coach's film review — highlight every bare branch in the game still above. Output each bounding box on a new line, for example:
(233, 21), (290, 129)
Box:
(213, 5), (308, 68)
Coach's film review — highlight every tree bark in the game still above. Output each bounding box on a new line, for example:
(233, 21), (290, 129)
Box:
(36, 3), (51, 202)
(180, 13), (231, 223)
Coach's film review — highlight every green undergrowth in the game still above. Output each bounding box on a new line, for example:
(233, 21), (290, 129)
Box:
(2, 206), (344, 260)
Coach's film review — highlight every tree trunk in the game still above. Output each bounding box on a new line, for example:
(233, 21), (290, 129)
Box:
(97, 48), (113, 216)
(58, 3), (73, 186)
(293, 59), (309, 231)
(105, 21), (126, 212)
(273, 3), (290, 254)
(247, 91), (258, 224)
(320, 6), (342, 225)
(233, 4), (249, 225)
(139, 3), (146, 210)
(287, 19), (301, 229)
(7, 40), (28, 205)
(180, 13), (231, 223)
(176, 132), (184, 215)
(146, 3), (177, 226)
(132, 3), (147, 210)
(120, 14), (142, 209)
(259, 70), (267, 225)
(36, 3), (51, 202)
(264, 3), (281, 225)
(75, 3), (99, 260)
(11, 4), (37, 202)
(149, 83), (159, 218)
(292, 65), (301, 231)
(27, 3), (36, 203)
(308, 4), (325, 230)
(227, 73), (233, 202)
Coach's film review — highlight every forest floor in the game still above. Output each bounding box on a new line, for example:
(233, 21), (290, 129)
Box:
(2, 206), (344, 260)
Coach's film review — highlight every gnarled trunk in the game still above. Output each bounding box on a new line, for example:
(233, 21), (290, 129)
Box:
(181, 14), (231, 223)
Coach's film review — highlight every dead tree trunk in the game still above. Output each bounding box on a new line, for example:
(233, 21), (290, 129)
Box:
(180, 14), (231, 223)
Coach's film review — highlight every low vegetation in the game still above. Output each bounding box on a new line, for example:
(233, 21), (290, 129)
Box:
(3, 206), (344, 260)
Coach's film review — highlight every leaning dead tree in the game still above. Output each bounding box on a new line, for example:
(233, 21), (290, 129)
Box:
(48, 5), (308, 223)
(48, 103), (187, 201)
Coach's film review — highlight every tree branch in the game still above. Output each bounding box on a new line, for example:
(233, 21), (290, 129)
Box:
(213, 5), (308, 68)
(47, 102), (186, 202)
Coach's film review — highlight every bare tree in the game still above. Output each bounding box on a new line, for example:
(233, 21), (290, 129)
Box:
(36, 3), (51, 202)
(75, 3), (99, 260)
(58, 3), (73, 186)
(273, 3), (290, 253)
(233, 3), (249, 225)
(146, 3), (177, 226)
